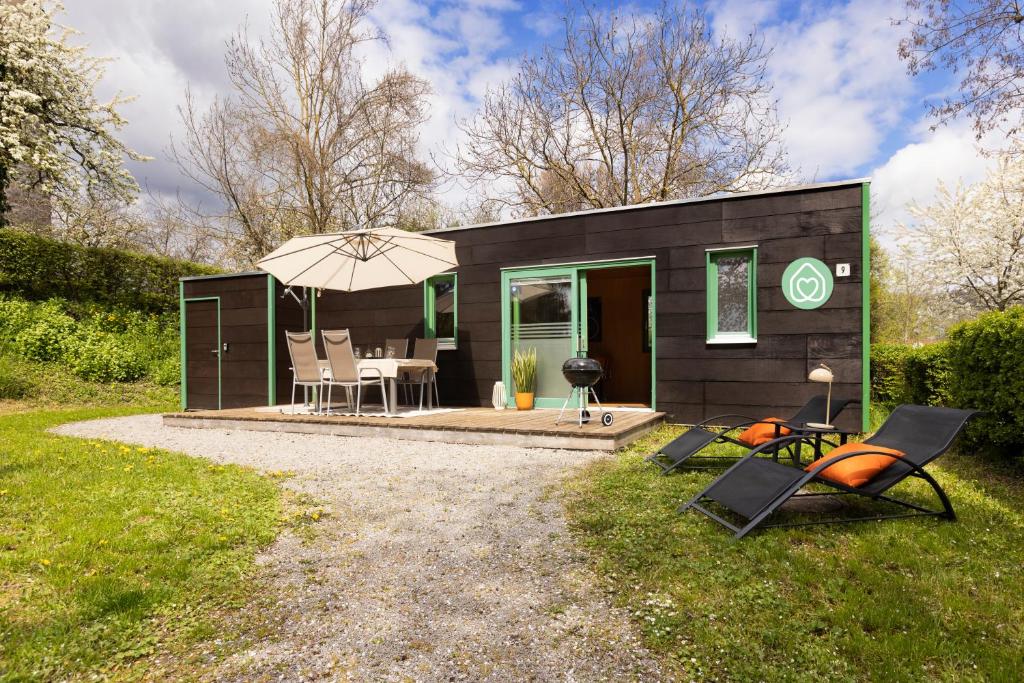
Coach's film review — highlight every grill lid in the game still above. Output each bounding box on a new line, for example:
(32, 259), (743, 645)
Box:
(562, 357), (603, 387)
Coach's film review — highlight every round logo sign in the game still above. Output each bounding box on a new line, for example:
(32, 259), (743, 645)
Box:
(782, 257), (833, 310)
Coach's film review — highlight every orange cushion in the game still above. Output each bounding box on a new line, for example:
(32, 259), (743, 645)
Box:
(737, 418), (792, 447)
(806, 443), (906, 488)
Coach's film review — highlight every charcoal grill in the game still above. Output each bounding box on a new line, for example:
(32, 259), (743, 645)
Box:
(555, 356), (614, 427)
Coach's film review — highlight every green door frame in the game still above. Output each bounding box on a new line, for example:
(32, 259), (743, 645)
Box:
(500, 257), (657, 409)
(179, 291), (222, 411)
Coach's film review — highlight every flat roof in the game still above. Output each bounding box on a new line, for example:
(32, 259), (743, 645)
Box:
(180, 270), (265, 282)
(424, 177), (869, 236)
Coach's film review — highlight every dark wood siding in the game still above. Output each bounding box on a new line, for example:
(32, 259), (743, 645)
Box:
(183, 299), (219, 410)
(191, 183), (865, 429)
(183, 274), (269, 409)
(275, 281), (310, 405)
(307, 183), (865, 429)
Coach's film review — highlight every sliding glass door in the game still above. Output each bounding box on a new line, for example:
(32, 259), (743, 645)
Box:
(507, 270), (577, 407)
(501, 258), (657, 409)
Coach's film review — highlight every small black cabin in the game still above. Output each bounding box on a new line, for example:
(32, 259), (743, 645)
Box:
(180, 179), (871, 431)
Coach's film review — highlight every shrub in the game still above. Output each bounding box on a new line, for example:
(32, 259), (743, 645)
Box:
(14, 302), (77, 362)
(0, 228), (217, 312)
(0, 296), (33, 345)
(0, 355), (36, 399)
(946, 307), (1024, 456)
(903, 342), (952, 406)
(870, 343), (912, 406)
(65, 333), (146, 383)
(149, 356), (181, 386)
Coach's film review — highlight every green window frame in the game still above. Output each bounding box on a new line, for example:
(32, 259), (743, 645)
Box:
(424, 273), (458, 350)
(706, 246), (757, 344)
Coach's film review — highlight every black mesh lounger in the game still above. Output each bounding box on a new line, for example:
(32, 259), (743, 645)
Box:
(678, 404), (980, 539)
(646, 395), (856, 474)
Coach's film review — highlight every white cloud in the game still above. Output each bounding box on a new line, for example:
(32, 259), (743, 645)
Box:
(769, 0), (915, 177)
(57, 0), (516, 212)
(61, 0), (273, 205)
(711, 0), (915, 179)
(364, 0), (519, 207)
(870, 120), (999, 247)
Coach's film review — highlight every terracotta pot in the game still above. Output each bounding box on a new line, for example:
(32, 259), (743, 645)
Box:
(514, 392), (535, 410)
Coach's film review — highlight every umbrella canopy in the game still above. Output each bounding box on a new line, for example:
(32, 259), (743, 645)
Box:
(257, 228), (458, 292)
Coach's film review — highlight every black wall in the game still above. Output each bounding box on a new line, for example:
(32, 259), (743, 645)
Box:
(182, 274), (269, 409)
(310, 182), (866, 430)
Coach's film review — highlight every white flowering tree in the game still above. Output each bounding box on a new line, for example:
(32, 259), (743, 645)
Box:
(0, 0), (143, 227)
(901, 154), (1024, 311)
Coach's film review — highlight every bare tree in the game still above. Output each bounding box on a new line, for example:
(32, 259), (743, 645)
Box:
(136, 191), (224, 264)
(47, 188), (146, 249)
(897, 1), (1024, 138)
(173, 0), (435, 264)
(456, 2), (787, 216)
(873, 244), (970, 343)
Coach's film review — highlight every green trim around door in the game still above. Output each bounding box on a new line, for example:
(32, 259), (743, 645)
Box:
(179, 281), (186, 410)
(500, 257), (657, 410)
(181, 295), (222, 410)
(266, 275), (276, 406)
(861, 182), (871, 432)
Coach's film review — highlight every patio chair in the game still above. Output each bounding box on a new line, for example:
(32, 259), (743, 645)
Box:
(647, 395), (856, 474)
(321, 330), (388, 416)
(397, 337), (439, 410)
(678, 404), (980, 539)
(385, 338), (409, 359)
(285, 331), (323, 415)
(318, 328), (354, 408)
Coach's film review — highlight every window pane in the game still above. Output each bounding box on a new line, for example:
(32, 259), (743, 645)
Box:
(716, 255), (749, 333)
(433, 278), (455, 339)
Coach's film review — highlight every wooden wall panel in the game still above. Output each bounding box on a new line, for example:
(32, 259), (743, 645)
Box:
(184, 274), (269, 410)
(196, 183), (867, 428)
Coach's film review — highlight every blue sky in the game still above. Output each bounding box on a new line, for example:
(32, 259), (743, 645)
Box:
(64, 0), (999, 242)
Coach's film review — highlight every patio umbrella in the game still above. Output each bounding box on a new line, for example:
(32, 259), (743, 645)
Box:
(257, 227), (458, 292)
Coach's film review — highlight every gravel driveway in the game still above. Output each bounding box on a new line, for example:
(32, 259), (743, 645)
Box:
(54, 415), (665, 681)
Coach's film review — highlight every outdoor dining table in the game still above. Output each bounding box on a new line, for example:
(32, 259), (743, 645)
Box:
(320, 358), (437, 415)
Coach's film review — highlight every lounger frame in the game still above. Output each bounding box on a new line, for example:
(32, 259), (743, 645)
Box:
(679, 405), (979, 539)
(647, 396), (855, 474)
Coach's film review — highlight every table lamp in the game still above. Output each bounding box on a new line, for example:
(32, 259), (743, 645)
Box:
(807, 363), (834, 429)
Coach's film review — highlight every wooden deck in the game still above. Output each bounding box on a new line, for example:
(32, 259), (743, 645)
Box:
(163, 406), (665, 451)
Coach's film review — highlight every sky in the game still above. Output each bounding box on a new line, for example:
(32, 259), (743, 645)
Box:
(61, 0), (1002, 244)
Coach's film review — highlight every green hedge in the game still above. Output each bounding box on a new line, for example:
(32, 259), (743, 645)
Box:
(0, 229), (217, 312)
(903, 342), (952, 406)
(870, 343), (913, 406)
(946, 308), (1024, 456)
(871, 308), (1024, 457)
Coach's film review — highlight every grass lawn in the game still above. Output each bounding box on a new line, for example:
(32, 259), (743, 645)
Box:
(565, 424), (1024, 681)
(0, 405), (282, 680)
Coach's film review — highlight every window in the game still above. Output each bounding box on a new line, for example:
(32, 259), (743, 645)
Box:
(706, 247), (757, 344)
(424, 273), (457, 350)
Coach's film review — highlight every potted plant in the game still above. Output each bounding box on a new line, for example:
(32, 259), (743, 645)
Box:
(511, 347), (537, 410)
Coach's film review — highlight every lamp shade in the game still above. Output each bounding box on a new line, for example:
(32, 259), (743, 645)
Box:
(808, 365), (833, 383)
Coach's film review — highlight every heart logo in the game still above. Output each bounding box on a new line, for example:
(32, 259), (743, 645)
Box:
(788, 263), (826, 303)
(795, 276), (821, 301)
